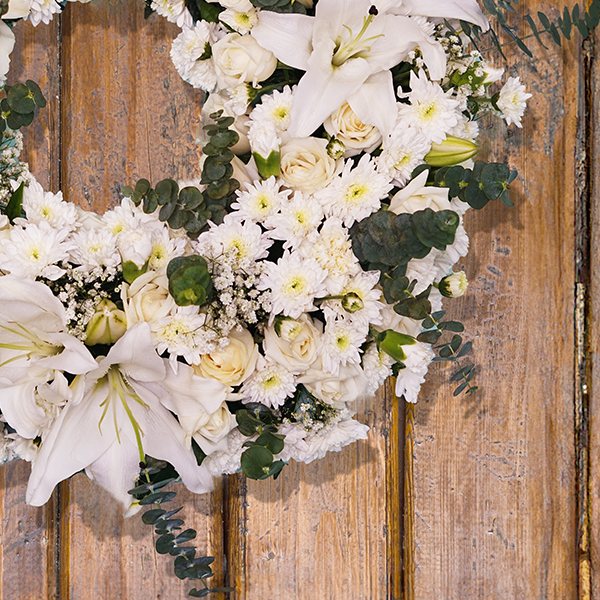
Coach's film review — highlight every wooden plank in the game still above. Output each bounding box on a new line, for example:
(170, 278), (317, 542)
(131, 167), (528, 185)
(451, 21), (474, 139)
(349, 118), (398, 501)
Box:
(410, 2), (580, 597)
(0, 19), (61, 600)
(57, 4), (226, 598)
(227, 381), (403, 599)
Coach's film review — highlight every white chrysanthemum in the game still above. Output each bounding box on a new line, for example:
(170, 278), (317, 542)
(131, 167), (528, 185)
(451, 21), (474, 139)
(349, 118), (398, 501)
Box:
(247, 120), (280, 157)
(398, 69), (461, 144)
(241, 358), (296, 408)
(258, 251), (329, 319)
(0, 222), (71, 280)
(378, 124), (431, 185)
(19, 178), (79, 231)
(196, 214), (272, 263)
(362, 344), (395, 396)
(450, 115), (479, 141)
(325, 270), (384, 326)
(202, 429), (246, 476)
(231, 177), (290, 223)
(264, 191), (323, 250)
(171, 22), (220, 92)
(153, 307), (217, 368)
(316, 154), (393, 227)
(319, 312), (365, 375)
(395, 341), (435, 403)
(219, 7), (258, 34)
(225, 84), (252, 116)
(148, 227), (187, 270)
(69, 227), (119, 269)
(249, 86), (294, 133)
(103, 199), (142, 236)
(28, 0), (62, 26)
(299, 218), (359, 295)
(405, 253), (438, 295)
(151, 0), (193, 28)
(287, 416), (369, 464)
(497, 76), (532, 127)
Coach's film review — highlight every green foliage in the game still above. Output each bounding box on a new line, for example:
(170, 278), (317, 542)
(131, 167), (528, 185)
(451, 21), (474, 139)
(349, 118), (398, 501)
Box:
(184, 0), (223, 23)
(3, 180), (23, 223)
(460, 0), (600, 58)
(122, 259), (149, 284)
(236, 403), (287, 481)
(123, 111), (240, 239)
(130, 457), (233, 598)
(167, 255), (214, 307)
(414, 161), (518, 210)
(249, 0), (307, 14)
(0, 80), (46, 134)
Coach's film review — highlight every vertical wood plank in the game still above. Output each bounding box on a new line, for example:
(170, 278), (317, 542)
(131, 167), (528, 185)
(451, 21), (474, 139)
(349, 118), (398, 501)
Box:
(57, 3), (225, 598)
(0, 19), (61, 600)
(411, 2), (580, 597)
(227, 384), (403, 600)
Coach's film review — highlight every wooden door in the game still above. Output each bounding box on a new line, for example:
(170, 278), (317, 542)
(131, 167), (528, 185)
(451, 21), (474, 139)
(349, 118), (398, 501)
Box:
(0, 1), (594, 598)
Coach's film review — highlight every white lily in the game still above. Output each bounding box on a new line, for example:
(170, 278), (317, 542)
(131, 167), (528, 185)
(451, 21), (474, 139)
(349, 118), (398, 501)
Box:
(388, 0), (489, 30)
(251, 0), (457, 138)
(0, 276), (97, 383)
(26, 323), (213, 512)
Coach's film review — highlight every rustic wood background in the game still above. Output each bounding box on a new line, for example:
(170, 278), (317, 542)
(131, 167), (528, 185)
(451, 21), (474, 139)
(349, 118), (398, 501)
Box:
(0, 0), (593, 598)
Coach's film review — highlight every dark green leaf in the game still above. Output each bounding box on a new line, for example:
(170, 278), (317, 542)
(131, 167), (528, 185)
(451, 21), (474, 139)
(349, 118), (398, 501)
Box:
(25, 80), (46, 108)
(453, 382), (468, 396)
(3, 181), (24, 223)
(140, 491), (177, 505)
(142, 509), (166, 524)
(241, 445), (274, 480)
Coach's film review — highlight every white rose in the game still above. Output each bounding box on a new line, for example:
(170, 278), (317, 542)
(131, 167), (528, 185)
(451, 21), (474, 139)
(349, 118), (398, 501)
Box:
(196, 327), (258, 386)
(388, 170), (452, 214)
(122, 270), (177, 327)
(117, 229), (153, 268)
(263, 315), (321, 374)
(212, 33), (277, 89)
(201, 92), (250, 154)
(279, 137), (338, 194)
(3, 0), (30, 19)
(193, 403), (237, 455)
(324, 102), (382, 157)
(298, 360), (368, 408)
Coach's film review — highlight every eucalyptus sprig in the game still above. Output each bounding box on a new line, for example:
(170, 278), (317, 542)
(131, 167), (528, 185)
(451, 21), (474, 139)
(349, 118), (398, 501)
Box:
(0, 79), (46, 134)
(129, 457), (233, 598)
(457, 0), (600, 58)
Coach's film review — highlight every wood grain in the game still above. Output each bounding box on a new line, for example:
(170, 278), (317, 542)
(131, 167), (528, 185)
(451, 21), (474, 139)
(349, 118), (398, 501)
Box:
(226, 383), (403, 599)
(411, 2), (580, 598)
(56, 3), (226, 598)
(0, 19), (61, 600)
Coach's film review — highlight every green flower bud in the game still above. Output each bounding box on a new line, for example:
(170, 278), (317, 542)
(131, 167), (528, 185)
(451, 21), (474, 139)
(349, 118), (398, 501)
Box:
(342, 292), (364, 313)
(379, 329), (416, 363)
(438, 271), (468, 298)
(274, 315), (302, 341)
(253, 150), (281, 179)
(425, 136), (478, 167)
(85, 299), (127, 346)
(326, 137), (345, 159)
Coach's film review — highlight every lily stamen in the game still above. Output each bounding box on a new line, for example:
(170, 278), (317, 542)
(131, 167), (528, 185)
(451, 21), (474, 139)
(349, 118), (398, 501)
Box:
(332, 14), (383, 66)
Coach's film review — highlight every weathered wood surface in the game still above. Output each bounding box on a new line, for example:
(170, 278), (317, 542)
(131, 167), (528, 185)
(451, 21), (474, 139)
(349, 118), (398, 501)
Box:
(1, 1), (594, 599)
(411, 1), (582, 598)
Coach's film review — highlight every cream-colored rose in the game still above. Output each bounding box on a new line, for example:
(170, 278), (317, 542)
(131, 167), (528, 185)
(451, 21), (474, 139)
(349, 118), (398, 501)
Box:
(122, 270), (176, 327)
(279, 137), (338, 194)
(389, 170), (452, 214)
(196, 328), (258, 386)
(3, 0), (30, 20)
(298, 361), (369, 409)
(263, 315), (321, 374)
(193, 402), (237, 455)
(324, 102), (382, 157)
(212, 33), (277, 89)
(201, 93), (250, 154)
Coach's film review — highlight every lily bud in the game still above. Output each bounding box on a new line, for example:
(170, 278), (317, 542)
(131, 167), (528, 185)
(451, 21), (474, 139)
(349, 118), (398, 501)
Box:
(425, 136), (478, 167)
(326, 137), (346, 159)
(85, 299), (127, 346)
(253, 150), (281, 179)
(274, 315), (302, 342)
(342, 292), (364, 313)
(438, 271), (468, 298)
(379, 329), (416, 363)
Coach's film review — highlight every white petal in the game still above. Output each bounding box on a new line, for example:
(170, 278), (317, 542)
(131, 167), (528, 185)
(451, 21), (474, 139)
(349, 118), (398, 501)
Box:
(251, 10), (313, 70)
(40, 332), (98, 374)
(405, 0), (489, 31)
(348, 71), (397, 138)
(288, 40), (372, 138)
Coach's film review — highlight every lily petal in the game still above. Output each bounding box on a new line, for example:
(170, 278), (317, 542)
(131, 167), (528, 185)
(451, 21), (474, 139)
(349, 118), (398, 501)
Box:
(251, 10), (314, 71)
(40, 332), (98, 374)
(405, 0), (489, 31)
(288, 38), (372, 138)
(348, 70), (397, 138)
